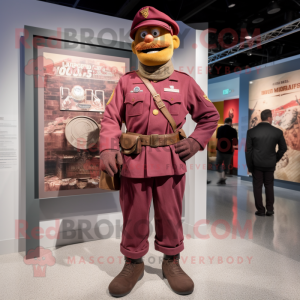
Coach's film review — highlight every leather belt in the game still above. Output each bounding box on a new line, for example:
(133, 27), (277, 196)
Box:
(126, 132), (180, 148)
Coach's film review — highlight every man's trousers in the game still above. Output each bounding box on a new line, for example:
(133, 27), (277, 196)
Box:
(252, 169), (275, 213)
(216, 151), (233, 173)
(119, 174), (185, 259)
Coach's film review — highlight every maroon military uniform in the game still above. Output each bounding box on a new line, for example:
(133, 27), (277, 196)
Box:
(99, 6), (219, 259)
(100, 71), (219, 258)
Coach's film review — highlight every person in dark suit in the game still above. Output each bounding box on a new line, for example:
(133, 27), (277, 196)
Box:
(216, 118), (238, 184)
(246, 109), (287, 216)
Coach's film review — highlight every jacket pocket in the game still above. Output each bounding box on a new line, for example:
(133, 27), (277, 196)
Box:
(124, 93), (145, 117)
(161, 92), (182, 116)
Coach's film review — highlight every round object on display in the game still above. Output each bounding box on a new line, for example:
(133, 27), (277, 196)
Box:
(70, 85), (85, 102)
(65, 116), (100, 150)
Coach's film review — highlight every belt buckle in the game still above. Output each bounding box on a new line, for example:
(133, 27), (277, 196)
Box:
(150, 134), (159, 148)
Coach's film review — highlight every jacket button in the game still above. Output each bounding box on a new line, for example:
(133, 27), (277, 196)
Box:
(132, 98), (135, 101)
(171, 98), (173, 101)
(153, 109), (159, 115)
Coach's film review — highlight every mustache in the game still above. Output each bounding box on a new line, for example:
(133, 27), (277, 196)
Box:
(135, 40), (171, 51)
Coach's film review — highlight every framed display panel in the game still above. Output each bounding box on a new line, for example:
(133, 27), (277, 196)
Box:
(248, 70), (300, 183)
(24, 26), (137, 256)
(37, 46), (129, 199)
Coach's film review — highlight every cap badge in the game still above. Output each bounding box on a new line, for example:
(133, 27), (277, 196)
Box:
(140, 7), (149, 18)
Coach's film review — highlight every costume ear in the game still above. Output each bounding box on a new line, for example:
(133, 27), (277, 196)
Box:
(172, 35), (180, 49)
(131, 41), (137, 55)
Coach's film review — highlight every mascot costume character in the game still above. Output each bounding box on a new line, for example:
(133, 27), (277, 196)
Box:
(99, 6), (219, 297)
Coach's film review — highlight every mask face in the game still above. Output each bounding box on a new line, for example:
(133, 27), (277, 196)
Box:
(131, 26), (180, 66)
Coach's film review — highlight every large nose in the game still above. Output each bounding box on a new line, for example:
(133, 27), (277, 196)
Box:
(144, 34), (154, 43)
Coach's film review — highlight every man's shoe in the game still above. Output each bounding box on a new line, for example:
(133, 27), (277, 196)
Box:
(255, 211), (265, 216)
(162, 254), (194, 295)
(217, 178), (226, 185)
(108, 257), (144, 298)
(266, 211), (274, 216)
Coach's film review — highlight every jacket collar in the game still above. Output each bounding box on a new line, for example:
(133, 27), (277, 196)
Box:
(132, 69), (178, 84)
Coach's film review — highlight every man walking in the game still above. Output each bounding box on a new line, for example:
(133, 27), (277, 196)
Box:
(246, 109), (287, 216)
(216, 118), (238, 184)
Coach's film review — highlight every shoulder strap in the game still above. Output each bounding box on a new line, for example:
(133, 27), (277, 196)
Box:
(135, 71), (177, 133)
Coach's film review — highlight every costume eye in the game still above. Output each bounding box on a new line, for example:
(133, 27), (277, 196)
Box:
(151, 29), (160, 37)
(140, 31), (148, 39)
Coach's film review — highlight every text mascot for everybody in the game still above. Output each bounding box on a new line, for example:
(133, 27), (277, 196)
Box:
(99, 6), (220, 297)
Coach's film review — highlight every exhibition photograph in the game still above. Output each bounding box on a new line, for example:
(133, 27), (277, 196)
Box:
(1, 0), (300, 299)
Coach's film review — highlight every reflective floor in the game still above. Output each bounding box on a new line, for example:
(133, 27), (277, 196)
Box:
(0, 172), (300, 299)
(207, 171), (300, 263)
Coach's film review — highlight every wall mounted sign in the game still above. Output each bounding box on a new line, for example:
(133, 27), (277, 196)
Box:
(223, 89), (233, 95)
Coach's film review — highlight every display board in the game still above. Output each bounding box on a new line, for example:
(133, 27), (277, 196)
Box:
(36, 47), (129, 199)
(24, 25), (136, 256)
(249, 69), (300, 183)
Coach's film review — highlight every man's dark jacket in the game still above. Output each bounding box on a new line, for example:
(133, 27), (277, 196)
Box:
(217, 124), (238, 154)
(245, 122), (287, 172)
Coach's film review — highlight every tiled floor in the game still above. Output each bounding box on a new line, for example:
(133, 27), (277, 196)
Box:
(0, 171), (300, 299)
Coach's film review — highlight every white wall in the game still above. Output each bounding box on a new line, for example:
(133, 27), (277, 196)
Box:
(173, 23), (208, 237)
(0, 1), (208, 254)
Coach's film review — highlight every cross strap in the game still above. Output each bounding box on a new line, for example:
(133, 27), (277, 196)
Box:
(135, 71), (177, 133)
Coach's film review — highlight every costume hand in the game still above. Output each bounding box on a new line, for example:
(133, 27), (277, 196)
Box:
(100, 150), (123, 177)
(174, 138), (201, 162)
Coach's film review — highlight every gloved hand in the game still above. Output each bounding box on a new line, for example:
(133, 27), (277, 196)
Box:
(100, 150), (123, 177)
(174, 138), (202, 162)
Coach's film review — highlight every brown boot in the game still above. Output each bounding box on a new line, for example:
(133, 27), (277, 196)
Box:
(162, 254), (194, 295)
(108, 257), (144, 297)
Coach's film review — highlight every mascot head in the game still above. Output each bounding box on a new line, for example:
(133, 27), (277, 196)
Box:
(130, 6), (180, 66)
